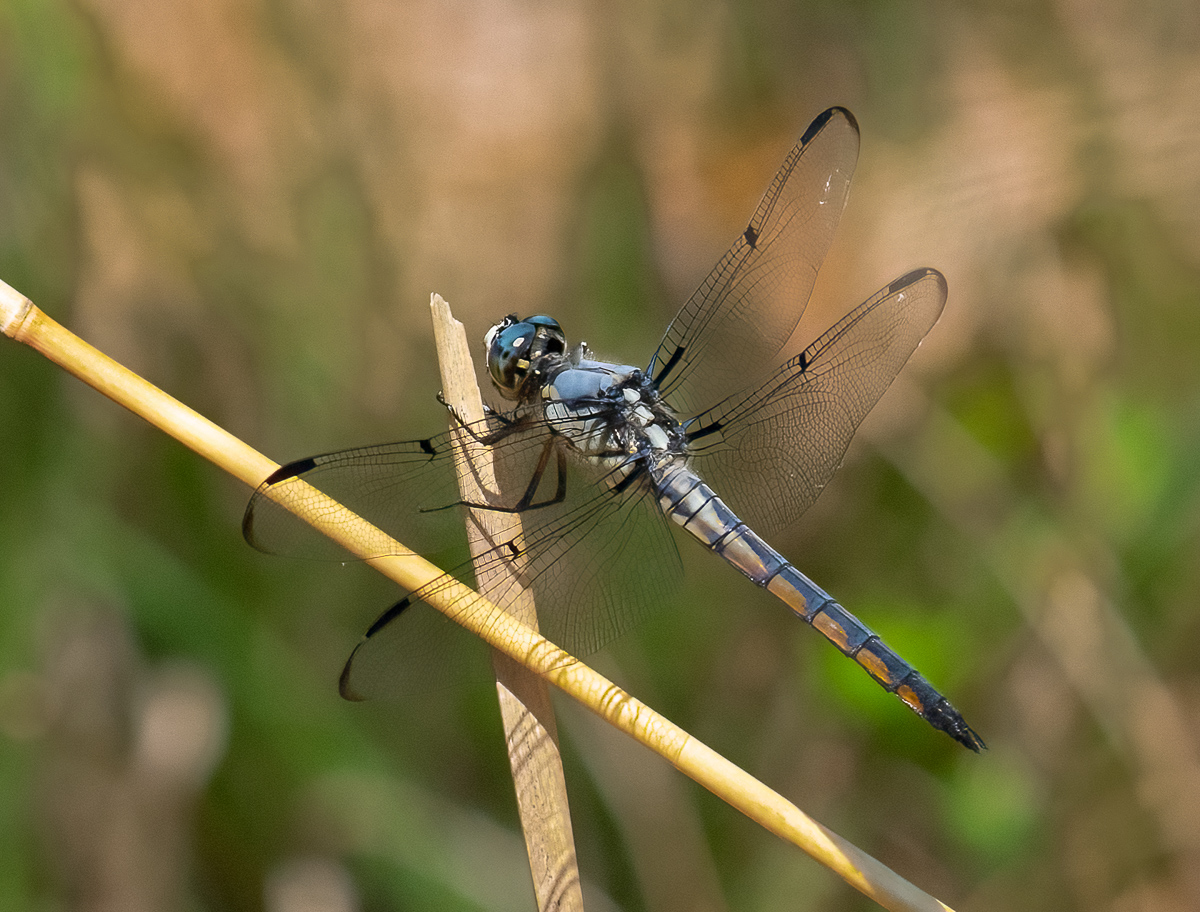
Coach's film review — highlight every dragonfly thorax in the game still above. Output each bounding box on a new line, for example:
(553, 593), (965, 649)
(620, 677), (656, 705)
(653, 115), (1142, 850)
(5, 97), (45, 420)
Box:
(542, 362), (688, 487)
(486, 313), (688, 469)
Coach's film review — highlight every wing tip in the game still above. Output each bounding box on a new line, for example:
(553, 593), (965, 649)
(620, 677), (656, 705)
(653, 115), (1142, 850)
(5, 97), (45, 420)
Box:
(240, 507), (259, 547)
(890, 266), (946, 293)
(244, 458), (324, 549)
(805, 106), (860, 145)
(890, 268), (949, 324)
(263, 456), (319, 486)
(339, 598), (416, 701)
(338, 645), (369, 702)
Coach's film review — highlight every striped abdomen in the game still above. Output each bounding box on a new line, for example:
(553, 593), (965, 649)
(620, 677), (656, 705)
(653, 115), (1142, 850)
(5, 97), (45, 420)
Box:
(653, 462), (983, 751)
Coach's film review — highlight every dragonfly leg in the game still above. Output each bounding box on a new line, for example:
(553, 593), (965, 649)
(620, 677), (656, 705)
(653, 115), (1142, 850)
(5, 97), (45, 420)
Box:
(466, 438), (568, 513)
(435, 389), (474, 429)
(512, 443), (568, 510)
(436, 390), (529, 444)
(421, 437), (569, 515)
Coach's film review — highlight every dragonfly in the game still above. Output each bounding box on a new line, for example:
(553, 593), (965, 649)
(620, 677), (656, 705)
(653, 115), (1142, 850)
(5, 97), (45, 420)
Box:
(244, 107), (984, 751)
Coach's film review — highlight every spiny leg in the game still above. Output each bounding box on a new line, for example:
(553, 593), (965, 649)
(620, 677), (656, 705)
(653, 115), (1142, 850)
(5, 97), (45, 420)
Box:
(418, 436), (569, 515)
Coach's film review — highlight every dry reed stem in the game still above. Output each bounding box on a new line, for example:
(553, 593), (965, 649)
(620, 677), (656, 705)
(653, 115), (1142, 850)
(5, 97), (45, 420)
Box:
(0, 277), (957, 912)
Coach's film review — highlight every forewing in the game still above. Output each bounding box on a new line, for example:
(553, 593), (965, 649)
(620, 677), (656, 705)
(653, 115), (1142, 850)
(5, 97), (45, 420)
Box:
(243, 414), (549, 561)
(647, 107), (860, 416)
(686, 268), (947, 536)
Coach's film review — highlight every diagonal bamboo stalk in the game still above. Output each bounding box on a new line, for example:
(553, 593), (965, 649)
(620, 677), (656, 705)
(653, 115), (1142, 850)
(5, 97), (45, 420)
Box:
(0, 276), (958, 912)
(430, 296), (582, 911)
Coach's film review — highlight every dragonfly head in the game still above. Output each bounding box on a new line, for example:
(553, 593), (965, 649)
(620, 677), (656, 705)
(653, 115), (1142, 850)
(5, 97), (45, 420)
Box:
(484, 314), (568, 400)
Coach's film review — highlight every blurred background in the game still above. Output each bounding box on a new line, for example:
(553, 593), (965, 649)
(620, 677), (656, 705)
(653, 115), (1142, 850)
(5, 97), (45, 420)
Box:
(2, 0), (1199, 909)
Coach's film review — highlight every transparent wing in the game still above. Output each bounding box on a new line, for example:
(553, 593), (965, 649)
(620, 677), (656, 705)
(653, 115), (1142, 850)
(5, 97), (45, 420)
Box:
(243, 414), (527, 561)
(340, 463), (680, 700)
(245, 413), (682, 699)
(684, 268), (947, 537)
(647, 107), (860, 417)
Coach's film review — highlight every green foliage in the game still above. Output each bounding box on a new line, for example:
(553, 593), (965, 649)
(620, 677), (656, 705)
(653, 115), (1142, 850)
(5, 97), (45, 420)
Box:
(3, 2), (1199, 910)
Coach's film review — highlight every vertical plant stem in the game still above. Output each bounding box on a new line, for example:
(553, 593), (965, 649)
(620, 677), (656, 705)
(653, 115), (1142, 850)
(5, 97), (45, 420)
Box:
(430, 295), (583, 911)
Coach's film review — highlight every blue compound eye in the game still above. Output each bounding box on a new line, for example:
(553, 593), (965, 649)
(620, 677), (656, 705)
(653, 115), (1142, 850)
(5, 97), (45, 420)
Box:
(484, 315), (566, 398)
